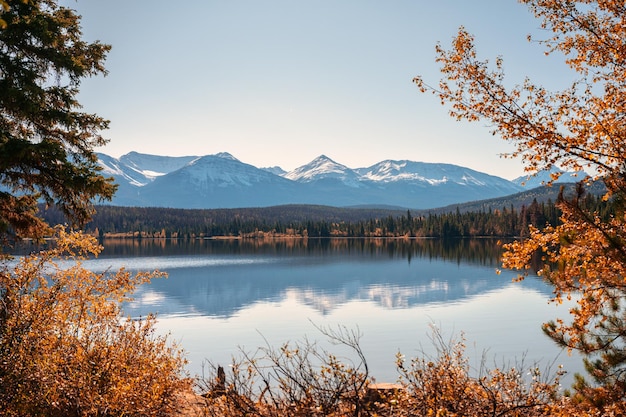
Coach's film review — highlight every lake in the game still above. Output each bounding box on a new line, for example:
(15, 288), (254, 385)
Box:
(63, 238), (585, 384)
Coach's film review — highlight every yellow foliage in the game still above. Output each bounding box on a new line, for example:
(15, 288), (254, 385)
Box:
(416, 1), (626, 189)
(415, 0), (626, 410)
(0, 229), (191, 416)
(394, 329), (563, 417)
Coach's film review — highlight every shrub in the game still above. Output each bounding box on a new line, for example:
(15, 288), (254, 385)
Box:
(199, 325), (371, 417)
(0, 229), (191, 416)
(198, 326), (571, 417)
(395, 329), (563, 417)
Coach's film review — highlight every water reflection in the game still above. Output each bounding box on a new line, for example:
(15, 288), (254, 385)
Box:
(92, 238), (552, 319)
(98, 237), (509, 268)
(12, 237), (579, 382)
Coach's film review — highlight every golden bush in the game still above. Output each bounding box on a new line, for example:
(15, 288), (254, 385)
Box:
(0, 229), (191, 416)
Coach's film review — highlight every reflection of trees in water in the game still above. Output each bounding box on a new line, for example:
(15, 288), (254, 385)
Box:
(111, 237), (552, 318)
(98, 237), (507, 268)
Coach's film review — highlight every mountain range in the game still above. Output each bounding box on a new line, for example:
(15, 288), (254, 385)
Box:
(97, 151), (582, 210)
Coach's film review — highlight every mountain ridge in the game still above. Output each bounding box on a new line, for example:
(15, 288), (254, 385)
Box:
(96, 151), (582, 210)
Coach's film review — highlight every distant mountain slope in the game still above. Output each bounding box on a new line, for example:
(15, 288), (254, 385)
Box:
(357, 160), (494, 186)
(98, 152), (199, 186)
(118, 151), (199, 180)
(97, 152), (203, 206)
(137, 154), (309, 209)
(355, 159), (522, 206)
(428, 181), (606, 215)
(97, 152), (526, 209)
(512, 167), (588, 188)
(261, 166), (287, 176)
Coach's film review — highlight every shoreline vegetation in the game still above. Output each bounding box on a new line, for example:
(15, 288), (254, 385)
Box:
(38, 189), (614, 241)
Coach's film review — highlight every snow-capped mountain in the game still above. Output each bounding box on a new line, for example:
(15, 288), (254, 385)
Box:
(136, 154), (310, 209)
(96, 152), (528, 209)
(356, 160), (516, 189)
(98, 151), (199, 186)
(512, 167), (588, 189)
(261, 166), (287, 176)
(284, 155), (363, 187)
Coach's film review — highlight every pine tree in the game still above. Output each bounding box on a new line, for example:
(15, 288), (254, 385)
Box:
(0, 0), (115, 239)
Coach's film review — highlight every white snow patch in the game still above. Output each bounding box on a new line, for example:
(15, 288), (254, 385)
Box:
(284, 155), (363, 187)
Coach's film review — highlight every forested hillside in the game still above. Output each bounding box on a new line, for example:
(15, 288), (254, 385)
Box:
(40, 185), (612, 239)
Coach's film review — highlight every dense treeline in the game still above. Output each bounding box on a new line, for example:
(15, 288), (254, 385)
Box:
(40, 191), (613, 239)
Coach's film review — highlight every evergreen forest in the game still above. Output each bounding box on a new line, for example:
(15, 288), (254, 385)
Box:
(41, 186), (614, 240)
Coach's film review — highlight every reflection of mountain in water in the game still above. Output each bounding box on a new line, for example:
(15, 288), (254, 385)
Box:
(107, 238), (552, 318)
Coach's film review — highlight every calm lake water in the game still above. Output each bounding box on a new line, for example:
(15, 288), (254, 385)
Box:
(47, 238), (587, 384)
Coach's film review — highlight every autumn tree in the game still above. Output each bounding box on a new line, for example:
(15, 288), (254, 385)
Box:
(0, 0), (116, 240)
(415, 0), (626, 410)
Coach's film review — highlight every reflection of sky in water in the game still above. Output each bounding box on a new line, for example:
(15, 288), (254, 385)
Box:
(53, 255), (279, 273)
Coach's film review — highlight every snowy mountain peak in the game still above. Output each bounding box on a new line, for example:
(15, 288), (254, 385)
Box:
(312, 154), (333, 163)
(97, 153), (154, 187)
(214, 152), (239, 161)
(175, 154), (286, 189)
(284, 155), (360, 185)
(513, 168), (588, 188)
(261, 166), (287, 176)
(358, 160), (460, 185)
(357, 160), (409, 181)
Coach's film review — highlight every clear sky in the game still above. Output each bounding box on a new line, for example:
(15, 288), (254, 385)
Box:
(64, 0), (573, 180)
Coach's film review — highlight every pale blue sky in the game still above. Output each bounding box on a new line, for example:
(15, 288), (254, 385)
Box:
(65, 1), (573, 180)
